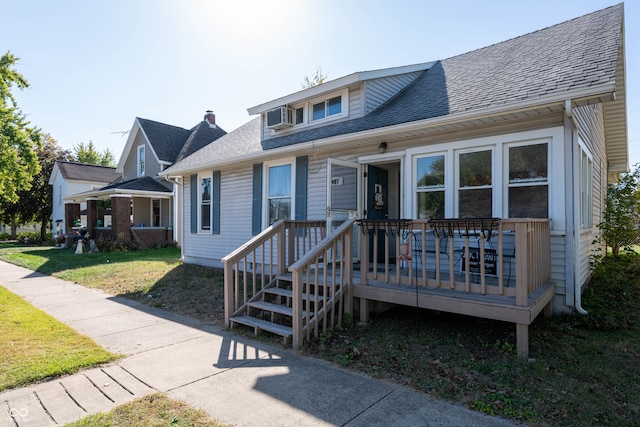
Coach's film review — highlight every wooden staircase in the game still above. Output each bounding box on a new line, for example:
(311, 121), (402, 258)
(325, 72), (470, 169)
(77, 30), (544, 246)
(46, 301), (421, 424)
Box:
(230, 274), (327, 345)
(223, 219), (354, 350)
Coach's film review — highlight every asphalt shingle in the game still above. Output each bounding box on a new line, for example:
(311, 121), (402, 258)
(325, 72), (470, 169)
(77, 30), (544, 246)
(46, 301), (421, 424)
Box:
(56, 161), (120, 184)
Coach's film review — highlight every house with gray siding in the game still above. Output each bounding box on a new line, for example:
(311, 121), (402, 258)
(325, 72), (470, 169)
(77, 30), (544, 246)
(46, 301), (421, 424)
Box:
(161, 5), (627, 357)
(67, 112), (226, 248)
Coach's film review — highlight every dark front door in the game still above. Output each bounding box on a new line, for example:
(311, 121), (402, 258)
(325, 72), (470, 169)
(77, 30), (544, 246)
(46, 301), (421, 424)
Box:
(366, 165), (389, 261)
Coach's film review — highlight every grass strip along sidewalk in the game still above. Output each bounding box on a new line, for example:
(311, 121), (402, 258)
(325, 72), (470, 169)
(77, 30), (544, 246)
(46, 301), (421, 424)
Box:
(64, 393), (224, 427)
(0, 285), (119, 392)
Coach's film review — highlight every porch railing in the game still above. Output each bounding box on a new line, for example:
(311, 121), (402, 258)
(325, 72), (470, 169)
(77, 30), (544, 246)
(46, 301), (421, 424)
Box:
(288, 218), (356, 349)
(358, 218), (551, 306)
(222, 220), (327, 326)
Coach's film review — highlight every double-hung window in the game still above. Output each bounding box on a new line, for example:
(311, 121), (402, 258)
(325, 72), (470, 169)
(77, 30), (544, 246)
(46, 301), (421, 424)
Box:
(457, 149), (493, 218)
(267, 163), (293, 224)
(137, 145), (145, 176)
(507, 142), (549, 218)
(200, 176), (211, 231)
(579, 145), (593, 229)
(416, 154), (445, 219)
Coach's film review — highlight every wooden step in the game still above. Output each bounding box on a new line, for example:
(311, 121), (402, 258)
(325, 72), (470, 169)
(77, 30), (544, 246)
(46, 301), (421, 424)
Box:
(265, 287), (325, 302)
(248, 300), (307, 317)
(230, 315), (292, 338)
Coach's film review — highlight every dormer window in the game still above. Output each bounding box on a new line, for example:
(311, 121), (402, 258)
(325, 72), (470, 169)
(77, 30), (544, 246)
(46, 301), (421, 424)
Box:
(266, 89), (348, 133)
(312, 95), (342, 121)
(137, 145), (145, 176)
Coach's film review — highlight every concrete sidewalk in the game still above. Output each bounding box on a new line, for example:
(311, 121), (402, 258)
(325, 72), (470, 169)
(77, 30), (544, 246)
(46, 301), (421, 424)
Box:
(0, 261), (516, 427)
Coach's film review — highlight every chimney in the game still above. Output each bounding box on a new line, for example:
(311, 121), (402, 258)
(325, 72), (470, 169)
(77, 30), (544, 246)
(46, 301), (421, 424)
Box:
(204, 110), (216, 128)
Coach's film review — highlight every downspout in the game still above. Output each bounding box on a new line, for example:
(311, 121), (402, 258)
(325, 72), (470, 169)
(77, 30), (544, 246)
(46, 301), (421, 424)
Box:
(164, 175), (183, 251)
(565, 99), (588, 315)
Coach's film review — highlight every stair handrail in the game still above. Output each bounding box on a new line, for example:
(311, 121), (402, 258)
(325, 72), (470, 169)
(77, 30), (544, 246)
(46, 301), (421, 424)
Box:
(289, 218), (356, 349)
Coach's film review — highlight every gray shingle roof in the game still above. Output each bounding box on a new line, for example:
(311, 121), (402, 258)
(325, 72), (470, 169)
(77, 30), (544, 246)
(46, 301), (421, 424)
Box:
(263, 3), (623, 150)
(175, 121), (228, 162)
(137, 118), (227, 164)
(161, 118), (262, 175)
(101, 176), (172, 193)
(56, 161), (120, 183)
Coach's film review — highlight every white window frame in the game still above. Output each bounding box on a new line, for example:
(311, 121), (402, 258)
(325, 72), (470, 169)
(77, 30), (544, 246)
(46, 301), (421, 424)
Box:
(198, 172), (212, 233)
(455, 147), (494, 218)
(504, 140), (550, 218)
(414, 152), (446, 219)
(579, 144), (593, 229)
(263, 158), (296, 226)
(308, 89), (348, 124)
(137, 145), (145, 177)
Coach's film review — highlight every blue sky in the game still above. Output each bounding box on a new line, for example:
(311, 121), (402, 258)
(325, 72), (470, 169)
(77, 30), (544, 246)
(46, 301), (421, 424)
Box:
(2, 1), (637, 167)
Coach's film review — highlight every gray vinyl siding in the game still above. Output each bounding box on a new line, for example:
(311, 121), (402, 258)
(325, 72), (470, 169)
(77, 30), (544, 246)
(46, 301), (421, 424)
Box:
(348, 85), (363, 119)
(549, 233), (568, 312)
(122, 133), (161, 180)
(364, 72), (423, 114)
(182, 168), (255, 267)
(307, 159), (327, 220)
(573, 103), (606, 288)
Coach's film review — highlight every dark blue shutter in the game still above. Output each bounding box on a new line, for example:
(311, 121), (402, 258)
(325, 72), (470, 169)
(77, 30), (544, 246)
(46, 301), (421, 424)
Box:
(190, 174), (197, 233)
(212, 170), (221, 234)
(295, 156), (308, 220)
(252, 163), (263, 235)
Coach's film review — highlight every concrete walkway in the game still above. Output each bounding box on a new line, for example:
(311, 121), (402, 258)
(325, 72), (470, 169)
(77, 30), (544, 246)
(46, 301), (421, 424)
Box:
(0, 261), (516, 427)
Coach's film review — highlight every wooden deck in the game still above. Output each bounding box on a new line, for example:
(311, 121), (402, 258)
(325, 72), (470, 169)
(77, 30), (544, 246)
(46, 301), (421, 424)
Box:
(223, 218), (554, 359)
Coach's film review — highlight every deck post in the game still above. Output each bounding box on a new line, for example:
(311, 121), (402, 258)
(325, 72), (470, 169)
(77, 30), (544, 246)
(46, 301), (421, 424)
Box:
(514, 221), (529, 306)
(516, 323), (529, 359)
(277, 222), (286, 276)
(359, 223), (370, 323)
(292, 270), (303, 350)
(344, 225), (353, 321)
(223, 260), (233, 327)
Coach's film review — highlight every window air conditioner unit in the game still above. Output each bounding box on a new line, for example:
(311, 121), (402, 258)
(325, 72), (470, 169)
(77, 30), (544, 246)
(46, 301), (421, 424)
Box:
(266, 106), (294, 130)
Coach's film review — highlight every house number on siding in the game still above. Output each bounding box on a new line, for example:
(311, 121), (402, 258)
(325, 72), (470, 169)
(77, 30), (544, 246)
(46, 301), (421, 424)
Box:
(331, 177), (343, 186)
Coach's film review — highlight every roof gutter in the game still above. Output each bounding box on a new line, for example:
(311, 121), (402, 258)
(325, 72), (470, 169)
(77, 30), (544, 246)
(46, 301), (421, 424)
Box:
(161, 83), (616, 177)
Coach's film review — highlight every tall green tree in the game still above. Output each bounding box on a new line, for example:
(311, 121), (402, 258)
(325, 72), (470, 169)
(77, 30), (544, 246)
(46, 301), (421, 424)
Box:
(598, 164), (640, 256)
(0, 51), (41, 205)
(13, 134), (73, 240)
(74, 140), (116, 167)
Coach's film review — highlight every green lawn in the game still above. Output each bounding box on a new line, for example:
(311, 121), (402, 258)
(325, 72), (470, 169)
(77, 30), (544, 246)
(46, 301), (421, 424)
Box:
(0, 244), (183, 295)
(0, 285), (119, 391)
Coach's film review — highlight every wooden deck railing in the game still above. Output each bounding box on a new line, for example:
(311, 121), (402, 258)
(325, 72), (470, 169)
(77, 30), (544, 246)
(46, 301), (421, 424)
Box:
(222, 220), (326, 326)
(358, 218), (551, 306)
(288, 218), (356, 349)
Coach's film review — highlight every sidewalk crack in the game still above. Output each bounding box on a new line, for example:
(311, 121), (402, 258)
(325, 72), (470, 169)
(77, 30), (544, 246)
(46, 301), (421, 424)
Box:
(59, 382), (87, 413)
(33, 391), (57, 424)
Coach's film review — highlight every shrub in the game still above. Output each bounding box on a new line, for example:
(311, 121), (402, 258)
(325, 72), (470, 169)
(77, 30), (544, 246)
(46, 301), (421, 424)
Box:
(155, 240), (178, 249)
(16, 231), (52, 244)
(95, 236), (139, 253)
(575, 253), (640, 330)
(0, 233), (10, 241)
